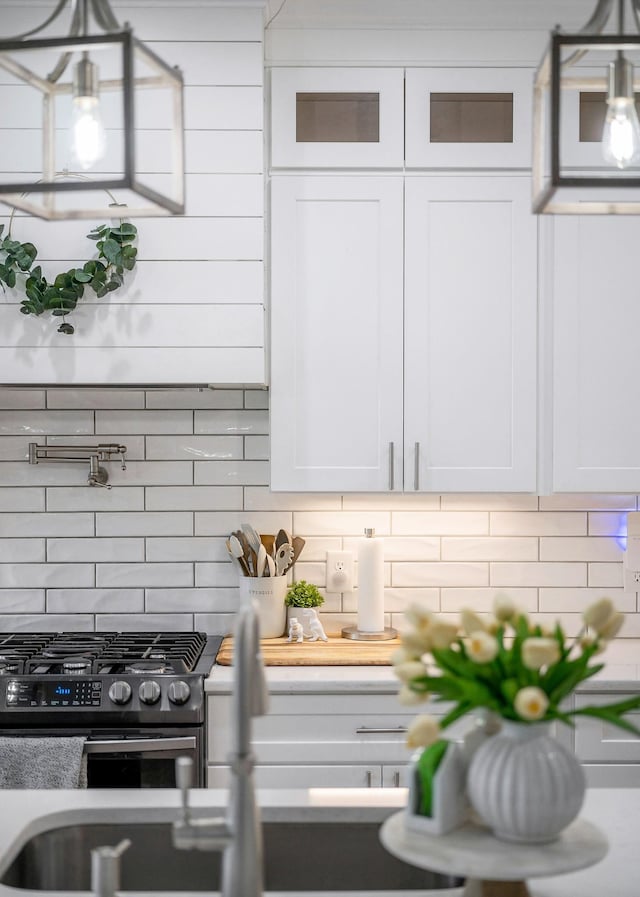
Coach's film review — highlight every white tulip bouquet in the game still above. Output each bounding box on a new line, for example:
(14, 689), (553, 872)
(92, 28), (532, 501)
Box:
(394, 594), (640, 751)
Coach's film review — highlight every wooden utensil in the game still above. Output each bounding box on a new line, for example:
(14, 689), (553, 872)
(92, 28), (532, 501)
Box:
(291, 535), (306, 565)
(275, 542), (294, 576)
(233, 529), (255, 576)
(260, 533), (275, 557)
(275, 528), (291, 551)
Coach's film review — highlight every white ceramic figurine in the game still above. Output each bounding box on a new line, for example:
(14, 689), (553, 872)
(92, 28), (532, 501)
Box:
(287, 616), (304, 643)
(304, 608), (328, 642)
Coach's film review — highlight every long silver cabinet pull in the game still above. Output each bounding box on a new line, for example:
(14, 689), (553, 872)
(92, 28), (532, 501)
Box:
(389, 442), (395, 491)
(365, 770), (373, 787)
(84, 736), (196, 754)
(414, 442), (420, 491)
(356, 726), (408, 735)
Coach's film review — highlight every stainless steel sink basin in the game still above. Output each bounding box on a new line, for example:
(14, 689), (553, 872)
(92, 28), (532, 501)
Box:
(1, 820), (463, 892)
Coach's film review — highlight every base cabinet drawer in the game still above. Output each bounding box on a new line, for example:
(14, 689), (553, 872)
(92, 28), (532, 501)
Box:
(208, 764), (383, 789)
(574, 695), (640, 763)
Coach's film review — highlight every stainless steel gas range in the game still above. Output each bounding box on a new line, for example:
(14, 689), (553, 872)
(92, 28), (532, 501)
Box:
(0, 631), (222, 788)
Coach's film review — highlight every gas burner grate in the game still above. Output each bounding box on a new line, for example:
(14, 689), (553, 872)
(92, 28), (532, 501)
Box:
(99, 632), (207, 673)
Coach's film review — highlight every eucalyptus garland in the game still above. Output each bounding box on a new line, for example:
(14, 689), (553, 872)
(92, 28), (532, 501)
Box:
(0, 221), (138, 335)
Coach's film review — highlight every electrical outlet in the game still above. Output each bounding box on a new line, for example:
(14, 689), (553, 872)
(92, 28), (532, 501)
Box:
(326, 550), (354, 594)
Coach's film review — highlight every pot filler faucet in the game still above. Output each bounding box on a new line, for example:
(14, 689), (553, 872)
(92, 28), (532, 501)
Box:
(28, 442), (127, 488)
(172, 602), (269, 897)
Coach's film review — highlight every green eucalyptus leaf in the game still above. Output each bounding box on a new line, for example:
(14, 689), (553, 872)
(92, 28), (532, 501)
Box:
(73, 269), (92, 283)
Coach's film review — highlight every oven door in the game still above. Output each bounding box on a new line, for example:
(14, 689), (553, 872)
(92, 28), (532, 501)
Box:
(84, 731), (203, 789)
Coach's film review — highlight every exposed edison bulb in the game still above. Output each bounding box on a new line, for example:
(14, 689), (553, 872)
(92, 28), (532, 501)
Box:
(602, 97), (640, 169)
(70, 54), (106, 171)
(71, 95), (106, 170)
(602, 55), (640, 170)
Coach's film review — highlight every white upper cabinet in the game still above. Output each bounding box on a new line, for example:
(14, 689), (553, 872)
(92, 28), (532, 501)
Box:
(404, 175), (537, 492)
(405, 68), (533, 168)
(270, 174), (537, 492)
(271, 68), (405, 168)
(553, 216), (640, 492)
(270, 176), (404, 491)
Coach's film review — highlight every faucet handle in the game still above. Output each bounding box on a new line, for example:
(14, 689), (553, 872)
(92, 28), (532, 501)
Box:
(91, 839), (131, 897)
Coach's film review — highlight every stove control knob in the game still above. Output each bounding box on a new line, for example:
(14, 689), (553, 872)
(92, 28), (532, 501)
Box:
(168, 680), (191, 705)
(139, 680), (161, 705)
(108, 681), (132, 705)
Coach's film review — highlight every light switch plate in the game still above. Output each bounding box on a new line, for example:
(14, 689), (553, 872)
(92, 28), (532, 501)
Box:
(326, 550), (354, 593)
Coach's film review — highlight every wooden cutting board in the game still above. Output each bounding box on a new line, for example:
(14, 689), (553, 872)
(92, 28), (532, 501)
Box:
(216, 634), (400, 666)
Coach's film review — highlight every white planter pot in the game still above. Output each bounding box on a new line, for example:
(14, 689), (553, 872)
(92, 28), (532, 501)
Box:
(466, 721), (586, 844)
(238, 576), (287, 638)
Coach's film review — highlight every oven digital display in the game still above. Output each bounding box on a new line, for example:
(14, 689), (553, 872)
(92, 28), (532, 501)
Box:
(5, 679), (102, 708)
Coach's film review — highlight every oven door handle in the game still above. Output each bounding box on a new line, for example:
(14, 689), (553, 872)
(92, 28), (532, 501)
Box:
(83, 736), (196, 754)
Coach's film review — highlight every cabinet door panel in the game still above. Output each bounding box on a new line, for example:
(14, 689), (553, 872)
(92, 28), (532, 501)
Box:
(404, 176), (537, 491)
(553, 216), (640, 491)
(208, 764), (382, 789)
(270, 176), (404, 491)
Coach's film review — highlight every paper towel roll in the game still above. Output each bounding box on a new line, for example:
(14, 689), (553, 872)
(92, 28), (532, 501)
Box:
(357, 528), (385, 632)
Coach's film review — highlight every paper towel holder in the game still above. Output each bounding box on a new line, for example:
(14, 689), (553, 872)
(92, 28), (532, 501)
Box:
(342, 527), (397, 641)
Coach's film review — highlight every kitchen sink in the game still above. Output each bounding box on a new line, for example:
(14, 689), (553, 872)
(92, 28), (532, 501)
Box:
(1, 820), (463, 893)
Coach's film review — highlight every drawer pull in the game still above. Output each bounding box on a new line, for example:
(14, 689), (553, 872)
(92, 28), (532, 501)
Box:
(388, 441), (395, 491)
(356, 726), (408, 735)
(365, 770), (373, 787)
(393, 770), (401, 787)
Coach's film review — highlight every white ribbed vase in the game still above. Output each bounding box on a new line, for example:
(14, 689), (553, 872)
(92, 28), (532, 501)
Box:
(466, 721), (586, 844)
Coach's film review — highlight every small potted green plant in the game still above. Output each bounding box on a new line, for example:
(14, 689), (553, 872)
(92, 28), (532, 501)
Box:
(285, 580), (324, 636)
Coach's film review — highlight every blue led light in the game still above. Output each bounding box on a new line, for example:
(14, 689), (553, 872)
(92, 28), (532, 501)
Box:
(54, 685), (72, 696)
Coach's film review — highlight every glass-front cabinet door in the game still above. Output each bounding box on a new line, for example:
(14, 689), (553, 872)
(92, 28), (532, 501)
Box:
(271, 67), (404, 167)
(405, 68), (533, 167)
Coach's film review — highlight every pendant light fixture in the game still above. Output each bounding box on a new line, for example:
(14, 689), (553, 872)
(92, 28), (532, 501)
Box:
(0, 0), (185, 220)
(533, 0), (640, 213)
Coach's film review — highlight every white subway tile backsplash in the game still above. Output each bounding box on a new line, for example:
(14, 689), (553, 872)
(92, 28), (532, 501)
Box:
(146, 588), (239, 613)
(47, 539), (145, 564)
(441, 495), (539, 511)
(441, 537), (538, 562)
(490, 512), (587, 536)
(244, 488), (341, 512)
(539, 494), (637, 511)
(0, 387), (636, 646)
(96, 563), (193, 588)
(145, 389), (243, 410)
(0, 438), (31, 461)
(146, 486), (243, 511)
(96, 410), (193, 435)
(194, 563), (239, 587)
(0, 564), (94, 588)
(46, 487), (145, 512)
(146, 435), (243, 461)
(195, 410), (268, 435)
(0, 590), (45, 612)
(441, 587), (538, 612)
(539, 537), (623, 562)
(146, 537), (228, 563)
(97, 512), (193, 537)
(0, 389), (45, 409)
(244, 435), (269, 460)
(392, 511), (488, 536)
(0, 513), (94, 537)
(0, 539), (45, 563)
(46, 390), (145, 409)
(0, 488), (44, 511)
(539, 587), (631, 613)
(47, 589), (145, 613)
(0, 411), (93, 436)
(491, 562), (587, 588)
(392, 562), (488, 588)
(194, 461), (269, 486)
(588, 563), (624, 588)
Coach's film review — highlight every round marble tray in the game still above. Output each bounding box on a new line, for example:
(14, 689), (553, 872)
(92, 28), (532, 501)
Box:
(380, 811), (609, 884)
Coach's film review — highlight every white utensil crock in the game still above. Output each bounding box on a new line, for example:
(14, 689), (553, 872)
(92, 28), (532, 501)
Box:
(238, 575), (287, 638)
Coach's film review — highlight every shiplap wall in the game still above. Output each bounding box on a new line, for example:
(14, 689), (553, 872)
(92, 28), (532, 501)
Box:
(0, 1), (265, 385)
(0, 386), (638, 678)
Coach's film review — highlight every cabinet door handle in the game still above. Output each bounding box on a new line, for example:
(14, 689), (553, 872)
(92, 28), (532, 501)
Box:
(393, 770), (401, 788)
(414, 442), (420, 491)
(388, 441), (394, 491)
(365, 770), (373, 787)
(356, 726), (408, 735)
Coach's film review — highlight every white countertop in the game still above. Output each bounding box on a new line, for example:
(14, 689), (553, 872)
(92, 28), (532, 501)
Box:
(205, 662), (640, 695)
(0, 787), (637, 897)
